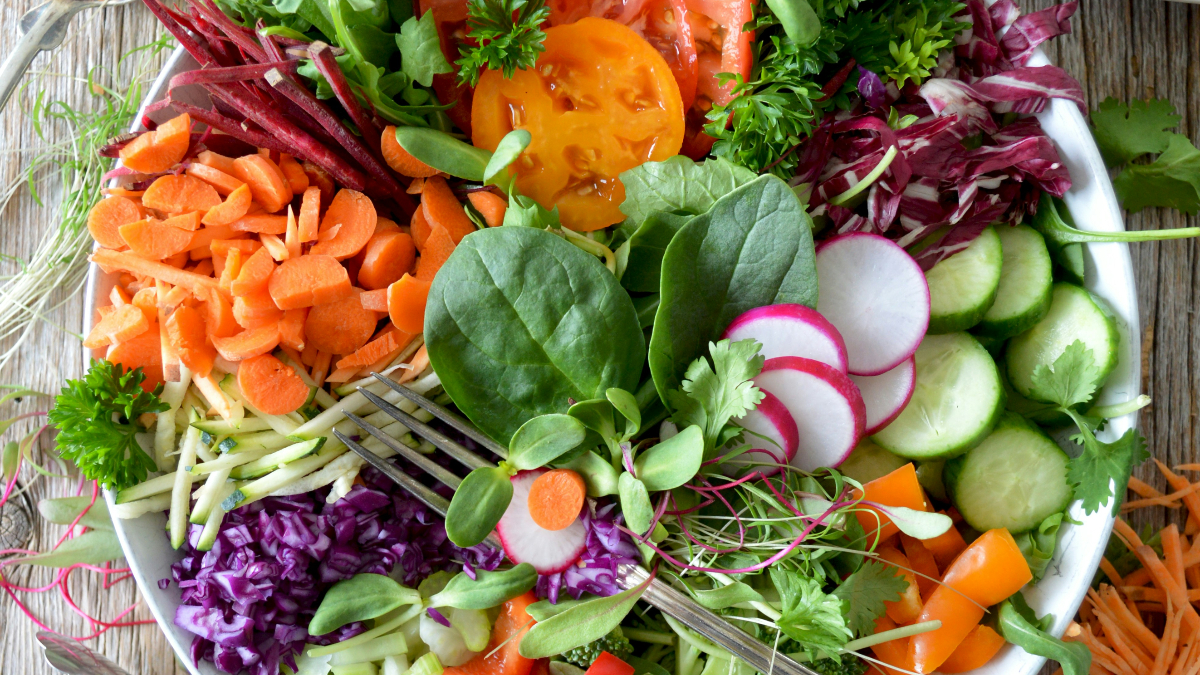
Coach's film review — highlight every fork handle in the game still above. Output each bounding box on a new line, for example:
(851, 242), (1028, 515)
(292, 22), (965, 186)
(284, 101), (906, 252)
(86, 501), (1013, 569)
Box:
(0, 0), (81, 113)
(617, 565), (820, 675)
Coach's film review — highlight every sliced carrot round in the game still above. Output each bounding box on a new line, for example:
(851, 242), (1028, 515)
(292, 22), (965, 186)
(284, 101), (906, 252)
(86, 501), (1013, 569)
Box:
(165, 305), (216, 378)
(467, 191), (508, 228)
(84, 304), (151, 349)
(358, 231), (416, 290)
(527, 469), (586, 531)
(106, 326), (164, 393)
(88, 196), (145, 249)
(233, 290), (284, 329)
(238, 353), (310, 415)
(269, 254), (353, 310)
(143, 175), (223, 214)
(232, 246), (276, 298)
(309, 189), (378, 260)
(381, 125), (441, 178)
(186, 162), (245, 196)
(414, 225), (457, 282)
(411, 203), (432, 251)
(232, 154), (293, 213)
(118, 218), (195, 260)
(304, 291), (378, 355)
(204, 288), (241, 338)
(421, 176), (476, 244)
(279, 154), (311, 194)
(387, 274), (432, 334)
(212, 324), (281, 361)
(202, 183), (253, 226)
(119, 114), (191, 174)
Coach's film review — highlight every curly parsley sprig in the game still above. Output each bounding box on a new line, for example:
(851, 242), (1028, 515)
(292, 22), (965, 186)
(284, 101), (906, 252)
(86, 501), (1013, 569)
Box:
(48, 360), (168, 491)
(455, 0), (551, 87)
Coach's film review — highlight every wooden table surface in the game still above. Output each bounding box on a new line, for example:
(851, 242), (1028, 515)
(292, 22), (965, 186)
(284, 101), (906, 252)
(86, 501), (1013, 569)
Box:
(0, 0), (1198, 673)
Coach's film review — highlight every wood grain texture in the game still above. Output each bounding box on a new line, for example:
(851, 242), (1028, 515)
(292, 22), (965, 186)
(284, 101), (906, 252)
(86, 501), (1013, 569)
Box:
(0, 1), (1197, 674)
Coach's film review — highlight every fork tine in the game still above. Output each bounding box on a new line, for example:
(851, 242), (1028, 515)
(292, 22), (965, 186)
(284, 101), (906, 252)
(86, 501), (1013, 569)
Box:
(332, 429), (452, 517)
(370, 373), (508, 458)
(358, 387), (494, 472)
(344, 411), (463, 490)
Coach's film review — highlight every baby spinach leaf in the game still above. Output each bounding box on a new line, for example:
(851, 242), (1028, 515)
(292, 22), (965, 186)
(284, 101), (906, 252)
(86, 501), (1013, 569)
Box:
(427, 227), (645, 443)
(562, 449), (620, 497)
(621, 212), (692, 293)
(395, 126), (492, 181)
(309, 573), (421, 635)
(428, 563), (538, 609)
(446, 466), (513, 547)
(997, 599), (1091, 675)
(519, 574), (651, 658)
(618, 472), (654, 534)
(397, 10), (452, 86)
(635, 425), (703, 491)
(508, 414), (587, 471)
(649, 175), (818, 402)
(632, 294), (659, 330)
(619, 156), (758, 227)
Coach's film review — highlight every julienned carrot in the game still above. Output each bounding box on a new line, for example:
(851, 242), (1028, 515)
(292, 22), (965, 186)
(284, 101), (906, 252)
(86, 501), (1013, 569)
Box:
(468, 191), (508, 228)
(358, 231), (416, 290)
(285, 207), (301, 260)
(156, 282), (182, 384)
(186, 162), (245, 196)
(119, 113), (191, 173)
(202, 183), (253, 226)
(232, 246), (275, 297)
(299, 186), (321, 242)
(279, 154), (310, 194)
(936, 625), (1006, 673)
(88, 196), (146, 248)
(118, 218), (195, 260)
(1156, 460), (1200, 529)
(388, 274), (432, 334)
(303, 161), (336, 205)
(854, 463), (928, 543)
(92, 249), (224, 298)
(231, 214), (288, 234)
(196, 150), (238, 174)
(233, 290), (283, 328)
(876, 546), (922, 625)
(269, 254), (353, 309)
(237, 353), (309, 415)
(280, 308), (308, 351)
(414, 225), (456, 282)
(142, 175), (223, 214)
(1130, 477), (1168, 500)
(922, 516), (968, 569)
(360, 288), (388, 312)
(211, 239), (260, 259)
(212, 324), (281, 361)
(421, 176), (476, 244)
(106, 325), (165, 393)
(260, 233), (289, 261)
(204, 288), (240, 338)
(527, 469), (587, 531)
(1162, 524), (1186, 589)
(232, 153), (292, 213)
(310, 189), (377, 260)
(304, 291), (377, 356)
(110, 284), (131, 307)
(84, 304), (150, 349)
(381, 125), (440, 178)
(165, 305), (216, 377)
(311, 350), (332, 388)
(186, 224), (238, 252)
(335, 325), (407, 370)
(162, 211), (204, 232)
(1135, 546), (1200, 633)
(411, 204), (432, 250)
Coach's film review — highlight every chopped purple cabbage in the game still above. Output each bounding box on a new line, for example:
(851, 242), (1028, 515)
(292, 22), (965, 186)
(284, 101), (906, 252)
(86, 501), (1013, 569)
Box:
(536, 502), (641, 604)
(856, 67), (886, 109)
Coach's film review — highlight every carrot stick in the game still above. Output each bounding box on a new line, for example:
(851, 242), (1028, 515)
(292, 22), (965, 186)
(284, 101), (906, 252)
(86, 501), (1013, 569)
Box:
(92, 249), (224, 298)
(1102, 586), (1162, 654)
(238, 354), (309, 415)
(1130, 477), (1168, 499)
(1115, 519), (1146, 550)
(1164, 524), (1187, 590)
(186, 224), (239, 253)
(298, 186), (321, 242)
(280, 308), (308, 352)
(1125, 484), (1200, 511)
(1157, 460), (1200, 527)
(110, 285), (131, 307)
(285, 206), (301, 260)
(312, 350), (331, 387)
(1102, 558), (1126, 586)
(260, 233), (289, 261)
(1151, 602), (1181, 675)
(1094, 606), (1156, 671)
(232, 214), (288, 234)
(1136, 546), (1200, 634)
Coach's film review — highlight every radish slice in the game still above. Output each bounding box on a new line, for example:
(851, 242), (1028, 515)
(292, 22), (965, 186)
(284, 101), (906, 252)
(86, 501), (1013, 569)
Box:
(495, 469), (586, 574)
(849, 357), (916, 435)
(815, 233), (930, 376)
(732, 390), (799, 475)
(723, 304), (849, 372)
(754, 356), (866, 472)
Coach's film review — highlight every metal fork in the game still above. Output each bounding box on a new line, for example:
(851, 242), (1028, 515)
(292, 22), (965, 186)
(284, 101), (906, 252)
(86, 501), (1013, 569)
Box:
(334, 374), (821, 675)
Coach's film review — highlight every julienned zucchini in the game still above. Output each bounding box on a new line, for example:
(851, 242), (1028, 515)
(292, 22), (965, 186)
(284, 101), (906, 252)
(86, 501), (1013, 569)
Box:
(975, 224), (1053, 339)
(925, 226), (1003, 334)
(229, 438), (326, 479)
(944, 413), (1073, 533)
(872, 332), (1004, 460)
(1006, 282), (1119, 402)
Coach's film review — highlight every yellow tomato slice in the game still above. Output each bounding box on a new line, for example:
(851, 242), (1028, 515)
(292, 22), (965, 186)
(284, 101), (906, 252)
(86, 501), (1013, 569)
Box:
(471, 17), (685, 232)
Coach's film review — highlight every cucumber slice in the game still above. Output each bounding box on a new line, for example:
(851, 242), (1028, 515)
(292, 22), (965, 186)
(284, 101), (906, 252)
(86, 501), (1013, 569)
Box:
(872, 332), (1004, 459)
(1006, 283), (1120, 402)
(839, 438), (908, 484)
(916, 461), (947, 502)
(944, 413), (1073, 533)
(976, 224), (1053, 339)
(925, 226), (1003, 334)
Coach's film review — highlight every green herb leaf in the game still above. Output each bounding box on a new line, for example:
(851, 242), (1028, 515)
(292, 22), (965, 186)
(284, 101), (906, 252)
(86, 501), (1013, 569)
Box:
(997, 599), (1091, 675)
(397, 9), (453, 87)
(503, 193), (562, 228)
(650, 175), (816, 405)
(771, 567), (853, 655)
(1113, 134), (1200, 214)
(693, 581), (765, 610)
(518, 574), (651, 658)
(568, 399), (618, 442)
(484, 129), (531, 186)
(618, 472), (654, 535)
(1015, 512), (1067, 581)
(1027, 340), (1103, 410)
(455, 0), (550, 87)
(832, 561), (908, 637)
(634, 425), (703, 492)
(562, 449), (621, 497)
(48, 360), (168, 491)
(667, 339), (766, 459)
(1090, 97), (1181, 168)
(446, 466), (513, 546)
(508, 414), (588, 471)
(12, 530), (124, 568)
(394, 126), (492, 181)
(428, 563), (538, 609)
(618, 156), (758, 227)
(38, 496), (113, 531)
(606, 388), (641, 439)
(309, 573), (421, 636)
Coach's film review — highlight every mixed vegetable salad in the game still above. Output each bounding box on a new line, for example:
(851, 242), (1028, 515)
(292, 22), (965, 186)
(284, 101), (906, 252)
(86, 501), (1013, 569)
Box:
(26, 0), (1200, 673)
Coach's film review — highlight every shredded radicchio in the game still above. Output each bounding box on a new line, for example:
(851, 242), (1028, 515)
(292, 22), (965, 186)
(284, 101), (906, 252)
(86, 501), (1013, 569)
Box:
(164, 466), (499, 675)
(801, 0), (1081, 269)
(536, 502), (641, 604)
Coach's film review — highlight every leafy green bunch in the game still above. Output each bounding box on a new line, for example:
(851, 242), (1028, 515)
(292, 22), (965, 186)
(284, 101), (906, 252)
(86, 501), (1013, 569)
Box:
(48, 360), (168, 490)
(456, 0), (551, 86)
(1091, 97), (1200, 215)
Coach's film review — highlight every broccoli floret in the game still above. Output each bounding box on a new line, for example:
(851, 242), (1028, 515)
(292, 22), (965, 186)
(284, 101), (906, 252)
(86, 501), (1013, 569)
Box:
(808, 656), (867, 675)
(561, 627), (634, 668)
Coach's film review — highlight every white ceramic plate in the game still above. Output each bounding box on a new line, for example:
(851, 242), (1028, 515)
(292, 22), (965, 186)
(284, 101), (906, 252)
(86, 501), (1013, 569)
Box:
(89, 46), (1138, 675)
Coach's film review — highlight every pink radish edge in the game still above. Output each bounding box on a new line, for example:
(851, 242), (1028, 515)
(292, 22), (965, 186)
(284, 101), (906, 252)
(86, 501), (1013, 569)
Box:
(495, 468), (587, 575)
(755, 356), (867, 471)
(722, 303), (849, 373)
(733, 389), (800, 476)
(848, 356), (916, 435)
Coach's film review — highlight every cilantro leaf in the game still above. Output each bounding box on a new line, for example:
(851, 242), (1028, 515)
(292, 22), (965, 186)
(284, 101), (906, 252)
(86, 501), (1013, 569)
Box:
(1067, 424), (1149, 516)
(1090, 97), (1181, 168)
(48, 360), (168, 491)
(831, 560), (907, 637)
(455, 0), (549, 87)
(668, 339), (766, 459)
(770, 568), (853, 656)
(397, 10), (453, 88)
(1112, 134), (1200, 214)
(1026, 340), (1102, 410)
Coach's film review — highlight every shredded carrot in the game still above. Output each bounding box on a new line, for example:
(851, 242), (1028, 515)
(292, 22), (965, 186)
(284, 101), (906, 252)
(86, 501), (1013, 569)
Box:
(1130, 477), (1169, 499)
